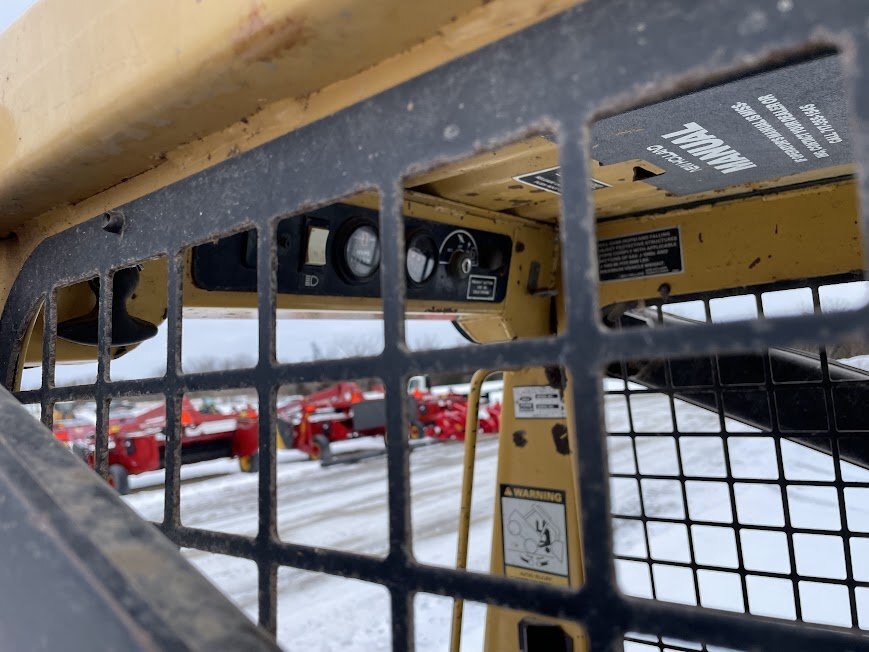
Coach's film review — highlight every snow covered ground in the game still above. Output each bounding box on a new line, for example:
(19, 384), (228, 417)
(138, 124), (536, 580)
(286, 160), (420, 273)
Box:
(121, 389), (869, 650)
(609, 391), (869, 642)
(123, 436), (498, 651)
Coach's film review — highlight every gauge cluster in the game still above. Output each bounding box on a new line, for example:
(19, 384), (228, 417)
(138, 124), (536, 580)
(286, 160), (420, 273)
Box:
(191, 203), (512, 303)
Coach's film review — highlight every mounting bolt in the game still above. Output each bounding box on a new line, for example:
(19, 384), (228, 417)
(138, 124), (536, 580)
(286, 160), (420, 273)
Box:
(657, 283), (671, 299)
(102, 211), (125, 235)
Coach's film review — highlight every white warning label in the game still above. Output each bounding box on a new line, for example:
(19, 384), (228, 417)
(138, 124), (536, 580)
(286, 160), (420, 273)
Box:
(512, 385), (566, 419)
(501, 484), (569, 583)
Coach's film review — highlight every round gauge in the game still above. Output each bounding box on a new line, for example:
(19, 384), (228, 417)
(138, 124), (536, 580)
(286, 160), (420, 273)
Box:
(438, 229), (479, 279)
(406, 232), (438, 284)
(343, 224), (381, 280)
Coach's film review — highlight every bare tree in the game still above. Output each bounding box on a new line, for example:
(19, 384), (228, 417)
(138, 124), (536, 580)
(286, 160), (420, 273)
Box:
(184, 353), (256, 373)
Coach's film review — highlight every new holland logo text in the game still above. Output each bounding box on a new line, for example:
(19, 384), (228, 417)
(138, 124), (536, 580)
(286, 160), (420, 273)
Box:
(654, 121), (758, 174)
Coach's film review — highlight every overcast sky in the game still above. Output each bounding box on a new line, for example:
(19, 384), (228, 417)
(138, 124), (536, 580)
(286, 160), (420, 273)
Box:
(0, 1), (34, 32)
(22, 317), (468, 390)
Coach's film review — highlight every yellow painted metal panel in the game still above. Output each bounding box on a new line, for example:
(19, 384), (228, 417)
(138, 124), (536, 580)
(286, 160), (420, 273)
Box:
(484, 367), (587, 651)
(0, 0), (582, 228)
(0, 0), (488, 221)
(597, 180), (863, 307)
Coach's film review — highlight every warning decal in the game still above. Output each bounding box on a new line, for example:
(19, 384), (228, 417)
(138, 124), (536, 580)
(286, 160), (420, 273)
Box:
(599, 227), (683, 282)
(513, 166), (610, 195)
(466, 274), (497, 301)
(513, 386), (566, 419)
(501, 484), (569, 584)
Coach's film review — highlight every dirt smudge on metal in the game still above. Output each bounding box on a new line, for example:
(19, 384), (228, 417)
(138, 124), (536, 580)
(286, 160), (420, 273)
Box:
(234, 2), (310, 64)
(551, 423), (569, 455)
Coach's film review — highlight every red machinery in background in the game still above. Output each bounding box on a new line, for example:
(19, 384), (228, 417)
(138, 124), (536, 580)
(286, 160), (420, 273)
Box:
(278, 377), (502, 461)
(53, 415), (98, 446)
(51, 377), (501, 487)
(56, 397), (259, 494)
(412, 387), (502, 441)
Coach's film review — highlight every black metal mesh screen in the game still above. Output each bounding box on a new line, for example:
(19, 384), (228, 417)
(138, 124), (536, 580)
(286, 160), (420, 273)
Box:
(608, 278), (869, 648)
(1, 1), (869, 650)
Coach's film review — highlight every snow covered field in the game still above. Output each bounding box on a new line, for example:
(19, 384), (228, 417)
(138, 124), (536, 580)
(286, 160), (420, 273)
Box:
(123, 436), (498, 651)
(608, 389), (869, 645)
(121, 390), (869, 650)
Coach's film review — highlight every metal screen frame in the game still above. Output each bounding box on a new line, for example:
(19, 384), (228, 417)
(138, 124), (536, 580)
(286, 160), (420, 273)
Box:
(607, 276), (869, 646)
(2, 1), (869, 649)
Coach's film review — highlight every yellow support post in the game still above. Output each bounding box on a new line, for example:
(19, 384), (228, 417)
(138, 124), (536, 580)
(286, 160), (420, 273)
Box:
(450, 368), (490, 652)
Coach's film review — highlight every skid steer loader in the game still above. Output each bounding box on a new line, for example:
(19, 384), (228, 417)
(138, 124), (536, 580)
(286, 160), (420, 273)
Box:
(0, 1), (868, 650)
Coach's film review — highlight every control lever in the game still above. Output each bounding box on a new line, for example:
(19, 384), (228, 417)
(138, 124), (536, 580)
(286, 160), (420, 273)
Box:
(57, 267), (158, 346)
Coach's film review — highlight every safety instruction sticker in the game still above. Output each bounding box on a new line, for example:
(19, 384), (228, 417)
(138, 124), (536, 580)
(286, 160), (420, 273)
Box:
(501, 484), (569, 585)
(513, 166), (610, 195)
(466, 274), (497, 301)
(598, 226), (683, 282)
(513, 386), (566, 419)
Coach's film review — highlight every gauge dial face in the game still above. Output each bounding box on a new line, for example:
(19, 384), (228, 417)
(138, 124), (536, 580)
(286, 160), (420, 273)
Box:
(406, 233), (438, 284)
(343, 225), (381, 280)
(438, 230), (479, 267)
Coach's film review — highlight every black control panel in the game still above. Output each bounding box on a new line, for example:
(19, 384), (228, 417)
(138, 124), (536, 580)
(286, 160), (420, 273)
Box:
(191, 203), (512, 303)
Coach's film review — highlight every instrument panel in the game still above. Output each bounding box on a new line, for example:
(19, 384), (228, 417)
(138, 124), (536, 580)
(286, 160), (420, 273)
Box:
(191, 203), (512, 303)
